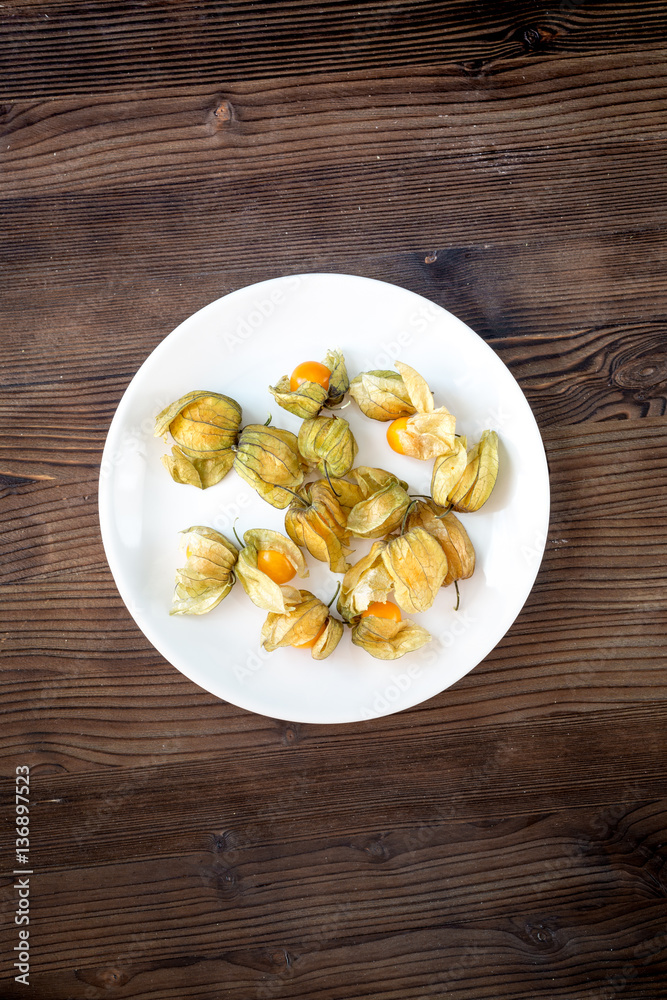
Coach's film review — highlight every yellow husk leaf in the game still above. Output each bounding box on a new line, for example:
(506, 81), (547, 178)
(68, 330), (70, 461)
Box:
(451, 430), (499, 512)
(235, 528), (308, 613)
(327, 477), (365, 512)
(155, 390), (242, 488)
(337, 541), (392, 621)
(311, 616), (345, 659)
(394, 362), (435, 413)
(170, 526), (238, 615)
(269, 349), (349, 417)
(298, 416), (358, 478)
(393, 409), (457, 461)
(405, 501), (475, 587)
(233, 424), (305, 509)
(155, 391), (242, 452)
(431, 437), (468, 505)
(269, 375), (329, 419)
(261, 590), (332, 653)
(162, 446), (235, 490)
(346, 481), (412, 538)
(348, 370), (416, 421)
(323, 349), (349, 407)
(284, 480), (352, 573)
(351, 615), (431, 659)
(382, 527), (448, 613)
(347, 466), (408, 497)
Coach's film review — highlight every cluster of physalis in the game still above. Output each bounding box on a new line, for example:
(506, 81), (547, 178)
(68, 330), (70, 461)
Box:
(154, 351), (499, 661)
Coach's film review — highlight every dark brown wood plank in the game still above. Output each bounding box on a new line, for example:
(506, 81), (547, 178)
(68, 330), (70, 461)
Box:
(2, 799), (666, 998)
(3, 142), (666, 296)
(15, 708), (667, 865)
(2, 0), (667, 98)
(3, 51), (667, 197)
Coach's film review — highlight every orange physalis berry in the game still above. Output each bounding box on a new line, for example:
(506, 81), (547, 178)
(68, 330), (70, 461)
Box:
(360, 601), (402, 623)
(257, 549), (297, 585)
(386, 416), (410, 455)
(289, 361), (331, 393)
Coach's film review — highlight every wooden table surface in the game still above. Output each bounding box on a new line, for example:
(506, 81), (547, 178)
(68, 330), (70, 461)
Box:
(2, 2), (667, 998)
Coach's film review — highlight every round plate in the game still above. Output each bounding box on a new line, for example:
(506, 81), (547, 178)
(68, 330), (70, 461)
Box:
(98, 273), (549, 723)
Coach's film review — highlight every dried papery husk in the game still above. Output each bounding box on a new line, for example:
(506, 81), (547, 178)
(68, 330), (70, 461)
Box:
(343, 466), (411, 538)
(261, 590), (343, 658)
(351, 615), (431, 659)
(394, 362), (435, 413)
(298, 416), (358, 478)
(269, 376), (329, 419)
(326, 476), (366, 513)
(161, 445), (235, 490)
(389, 362), (457, 460)
(233, 424), (305, 509)
(431, 437), (468, 506)
(269, 349), (349, 418)
(155, 390), (242, 488)
(405, 501), (475, 587)
(346, 479), (412, 539)
(393, 410), (457, 461)
(311, 616), (345, 660)
(323, 349), (350, 407)
(337, 541), (393, 621)
(382, 526), (448, 613)
(170, 526), (238, 615)
(285, 480), (352, 573)
(450, 430), (499, 512)
(236, 528), (308, 613)
(347, 465), (407, 496)
(348, 370), (416, 421)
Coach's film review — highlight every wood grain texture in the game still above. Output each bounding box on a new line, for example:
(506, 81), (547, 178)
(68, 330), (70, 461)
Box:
(4, 51), (667, 197)
(2, 0), (667, 99)
(2, 2), (667, 997)
(1, 737), (667, 998)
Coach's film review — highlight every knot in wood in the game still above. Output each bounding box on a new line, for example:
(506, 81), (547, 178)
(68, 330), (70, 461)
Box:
(460, 59), (485, 77)
(282, 724), (301, 745)
(213, 100), (233, 125)
(98, 966), (130, 987)
(521, 26), (542, 51)
(525, 921), (555, 949)
(364, 836), (390, 862)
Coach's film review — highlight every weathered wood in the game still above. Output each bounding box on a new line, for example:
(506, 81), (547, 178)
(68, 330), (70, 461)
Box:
(2, 3), (667, 997)
(2, 0), (667, 98)
(4, 51), (667, 197)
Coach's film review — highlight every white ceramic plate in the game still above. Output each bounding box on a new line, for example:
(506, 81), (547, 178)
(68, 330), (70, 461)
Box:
(99, 273), (549, 723)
